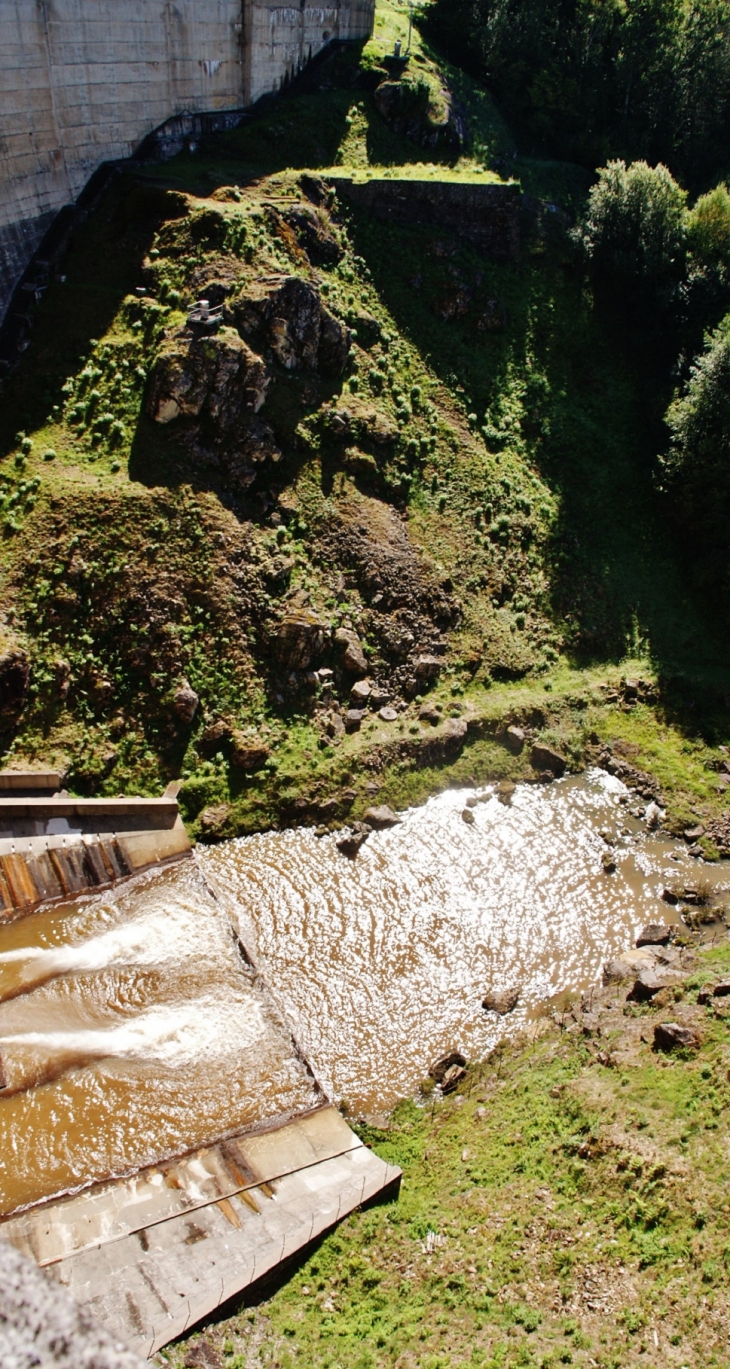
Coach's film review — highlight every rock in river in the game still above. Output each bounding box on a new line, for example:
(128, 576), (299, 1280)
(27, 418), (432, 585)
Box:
(364, 805), (400, 829)
(482, 986), (521, 1016)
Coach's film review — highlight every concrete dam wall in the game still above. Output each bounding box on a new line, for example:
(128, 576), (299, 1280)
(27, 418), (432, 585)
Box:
(0, 0), (375, 326)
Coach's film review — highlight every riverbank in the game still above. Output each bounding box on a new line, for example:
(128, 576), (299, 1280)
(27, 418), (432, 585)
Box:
(162, 929), (730, 1369)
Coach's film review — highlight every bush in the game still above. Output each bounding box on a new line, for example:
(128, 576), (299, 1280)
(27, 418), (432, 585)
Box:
(580, 160), (687, 296)
(687, 183), (730, 267)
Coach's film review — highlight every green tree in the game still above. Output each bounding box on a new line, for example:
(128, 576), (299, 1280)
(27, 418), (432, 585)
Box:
(579, 159), (687, 295)
(662, 316), (730, 561)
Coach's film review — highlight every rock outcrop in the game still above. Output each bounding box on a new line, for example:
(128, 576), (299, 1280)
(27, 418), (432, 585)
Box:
(230, 275), (351, 376)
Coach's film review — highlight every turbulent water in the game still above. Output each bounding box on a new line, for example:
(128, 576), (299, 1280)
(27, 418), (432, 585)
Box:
(0, 862), (319, 1216)
(202, 769), (728, 1113)
(1, 768), (726, 1216)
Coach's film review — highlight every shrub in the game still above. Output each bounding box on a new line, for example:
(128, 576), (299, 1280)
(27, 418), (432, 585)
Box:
(661, 314), (730, 559)
(687, 183), (730, 267)
(580, 160), (687, 296)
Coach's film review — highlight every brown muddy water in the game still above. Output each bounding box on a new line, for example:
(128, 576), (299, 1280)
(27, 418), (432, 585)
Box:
(0, 769), (727, 1217)
(0, 861), (319, 1216)
(202, 769), (729, 1115)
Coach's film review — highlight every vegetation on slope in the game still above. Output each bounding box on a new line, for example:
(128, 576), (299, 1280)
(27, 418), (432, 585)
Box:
(0, 0), (728, 849)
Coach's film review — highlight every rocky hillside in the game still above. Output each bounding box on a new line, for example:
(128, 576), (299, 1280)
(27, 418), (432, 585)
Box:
(0, 2), (729, 847)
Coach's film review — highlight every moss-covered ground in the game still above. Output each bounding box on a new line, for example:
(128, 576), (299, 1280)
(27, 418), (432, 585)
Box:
(159, 937), (730, 1369)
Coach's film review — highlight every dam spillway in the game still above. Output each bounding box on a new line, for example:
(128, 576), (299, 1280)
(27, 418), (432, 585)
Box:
(0, 766), (726, 1355)
(0, 773), (399, 1356)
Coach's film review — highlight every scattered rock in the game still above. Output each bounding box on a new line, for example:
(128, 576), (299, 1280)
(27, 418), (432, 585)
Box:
(699, 979), (730, 1002)
(334, 627), (368, 677)
(273, 611), (328, 670)
(379, 706), (398, 722)
(461, 807), (475, 824)
(418, 701), (441, 725)
(628, 970), (677, 1002)
(173, 680), (199, 724)
(199, 803), (231, 834)
(350, 679), (372, 704)
(684, 825), (705, 843)
(482, 986), (520, 1015)
(496, 779), (515, 806)
(530, 742), (566, 778)
(345, 709), (365, 733)
(504, 725), (525, 755)
(363, 804), (400, 829)
(370, 688), (391, 709)
(661, 887), (680, 905)
(230, 734), (270, 772)
(602, 851), (616, 874)
(184, 1340), (222, 1369)
(430, 1051), (467, 1084)
(653, 1022), (702, 1052)
(636, 923), (673, 948)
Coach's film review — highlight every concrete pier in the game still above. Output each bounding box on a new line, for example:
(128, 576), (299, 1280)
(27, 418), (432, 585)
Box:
(0, 773), (191, 921)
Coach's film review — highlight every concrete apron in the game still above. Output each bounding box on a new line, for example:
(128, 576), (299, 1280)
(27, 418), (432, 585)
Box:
(0, 774), (401, 1355)
(0, 1104), (401, 1357)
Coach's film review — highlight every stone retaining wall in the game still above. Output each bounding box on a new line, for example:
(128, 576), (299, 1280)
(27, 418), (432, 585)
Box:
(331, 175), (522, 261)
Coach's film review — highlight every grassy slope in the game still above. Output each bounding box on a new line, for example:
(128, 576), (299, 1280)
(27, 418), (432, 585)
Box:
(0, 0), (728, 847)
(161, 939), (730, 1369)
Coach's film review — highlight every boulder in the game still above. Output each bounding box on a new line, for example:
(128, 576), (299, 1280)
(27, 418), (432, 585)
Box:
(441, 1064), (467, 1093)
(430, 1051), (467, 1084)
(274, 612), (327, 670)
(628, 969), (676, 1002)
(530, 742), (566, 778)
(199, 803), (231, 834)
(699, 979), (730, 1002)
(148, 327), (269, 427)
(603, 957), (635, 985)
(661, 887), (680, 905)
(334, 627), (368, 677)
(350, 679), (372, 704)
(496, 779), (515, 806)
(636, 923), (673, 948)
(653, 1022), (702, 1052)
(231, 275), (351, 376)
(415, 654), (443, 682)
(363, 804), (400, 829)
(482, 986), (520, 1016)
(461, 807), (475, 824)
(504, 725), (525, 755)
(419, 716), (468, 766)
(173, 680), (199, 724)
(419, 701), (441, 725)
(336, 828), (371, 858)
(230, 735), (270, 772)
(345, 709), (365, 733)
(198, 719), (233, 756)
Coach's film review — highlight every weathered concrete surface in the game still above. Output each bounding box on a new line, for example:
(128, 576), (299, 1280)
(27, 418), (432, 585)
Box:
(331, 175), (522, 261)
(1, 1105), (401, 1358)
(0, 0), (375, 325)
(0, 1236), (145, 1369)
(0, 778), (191, 921)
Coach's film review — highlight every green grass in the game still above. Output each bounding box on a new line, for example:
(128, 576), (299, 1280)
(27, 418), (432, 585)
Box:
(159, 938), (730, 1369)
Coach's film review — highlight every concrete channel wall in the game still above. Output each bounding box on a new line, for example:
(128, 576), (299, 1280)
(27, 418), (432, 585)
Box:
(0, 0), (375, 326)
